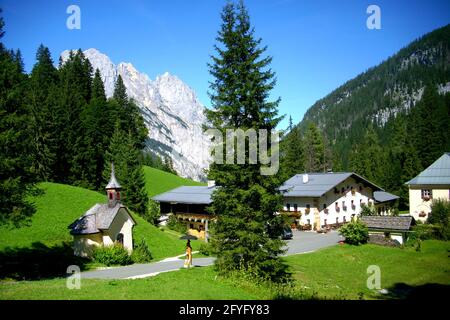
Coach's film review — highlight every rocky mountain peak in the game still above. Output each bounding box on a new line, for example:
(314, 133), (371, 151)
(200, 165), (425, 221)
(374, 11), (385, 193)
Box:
(60, 48), (210, 181)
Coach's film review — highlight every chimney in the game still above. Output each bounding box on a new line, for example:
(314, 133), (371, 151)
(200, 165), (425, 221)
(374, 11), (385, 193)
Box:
(302, 174), (309, 184)
(207, 180), (215, 188)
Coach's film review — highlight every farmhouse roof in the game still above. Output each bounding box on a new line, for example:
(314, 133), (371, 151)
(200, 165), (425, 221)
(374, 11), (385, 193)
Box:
(280, 172), (383, 198)
(405, 153), (450, 185)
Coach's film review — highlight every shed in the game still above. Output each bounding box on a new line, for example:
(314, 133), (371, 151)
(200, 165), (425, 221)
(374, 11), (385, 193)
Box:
(361, 216), (414, 244)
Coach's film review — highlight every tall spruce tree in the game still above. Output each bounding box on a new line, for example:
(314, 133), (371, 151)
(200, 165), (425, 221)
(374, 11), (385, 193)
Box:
(303, 122), (325, 172)
(0, 14), (37, 225)
(111, 75), (148, 150)
(55, 50), (92, 183)
(28, 44), (58, 180)
(206, 1), (288, 282)
(280, 126), (304, 180)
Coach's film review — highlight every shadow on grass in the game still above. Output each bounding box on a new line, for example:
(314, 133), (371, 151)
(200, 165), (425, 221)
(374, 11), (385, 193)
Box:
(382, 283), (450, 299)
(0, 241), (90, 280)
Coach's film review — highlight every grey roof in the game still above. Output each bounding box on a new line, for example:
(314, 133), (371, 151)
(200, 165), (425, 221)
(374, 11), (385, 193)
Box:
(361, 216), (414, 231)
(105, 163), (122, 189)
(68, 203), (135, 235)
(152, 186), (216, 204)
(406, 153), (450, 185)
(373, 191), (399, 203)
(280, 172), (383, 198)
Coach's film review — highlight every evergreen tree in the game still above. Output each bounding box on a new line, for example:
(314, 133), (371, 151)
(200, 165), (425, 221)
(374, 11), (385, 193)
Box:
(111, 75), (148, 150)
(0, 15), (37, 225)
(103, 126), (149, 218)
(303, 122), (325, 172)
(411, 85), (443, 169)
(28, 44), (58, 180)
(72, 68), (110, 189)
(206, 1), (288, 282)
(349, 125), (385, 185)
(54, 49), (92, 183)
(280, 126), (304, 180)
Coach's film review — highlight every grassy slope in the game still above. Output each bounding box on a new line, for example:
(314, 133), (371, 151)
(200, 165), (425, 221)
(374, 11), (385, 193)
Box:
(0, 267), (264, 300)
(284, 240), (450, 299)
(0, 167), (205, 260)
(1, 240), (449, 300)
(143, 166), (205, 197)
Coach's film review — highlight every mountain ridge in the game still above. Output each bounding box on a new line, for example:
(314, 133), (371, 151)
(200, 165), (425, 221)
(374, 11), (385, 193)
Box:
(295, 24), (450, 165)
(61, 48), (210, 181)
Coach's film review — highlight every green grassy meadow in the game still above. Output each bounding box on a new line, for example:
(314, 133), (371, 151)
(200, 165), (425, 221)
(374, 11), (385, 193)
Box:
(1, 240), (449, 300)
(0, 168), (205, 280)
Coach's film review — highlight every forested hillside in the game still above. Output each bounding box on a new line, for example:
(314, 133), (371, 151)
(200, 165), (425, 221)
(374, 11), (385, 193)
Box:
(281, 24), (450, 209)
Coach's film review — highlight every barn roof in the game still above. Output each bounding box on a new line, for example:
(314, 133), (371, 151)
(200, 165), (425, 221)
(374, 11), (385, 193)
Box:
(68, 203), (135, 235)
(361, 216), (414, 232)
(406, 153), (450, 185)
(280, 172), (383, 198)
(152, 186), (216, 204)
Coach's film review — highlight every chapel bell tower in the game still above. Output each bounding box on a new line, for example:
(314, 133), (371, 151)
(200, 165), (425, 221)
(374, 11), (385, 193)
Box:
(105, 163), (122, 207)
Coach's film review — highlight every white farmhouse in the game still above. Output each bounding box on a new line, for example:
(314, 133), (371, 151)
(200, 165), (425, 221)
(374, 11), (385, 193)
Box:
(279, 172), (398, 231)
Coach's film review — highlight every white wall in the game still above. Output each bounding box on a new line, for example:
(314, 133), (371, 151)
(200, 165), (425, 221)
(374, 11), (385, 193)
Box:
(282, 176), (375, 227)
(102, 208), (135, 252)
(409, 185), (450, 221)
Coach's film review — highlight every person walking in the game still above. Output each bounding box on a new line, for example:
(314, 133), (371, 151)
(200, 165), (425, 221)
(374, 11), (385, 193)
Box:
(184, 240), (193, 268)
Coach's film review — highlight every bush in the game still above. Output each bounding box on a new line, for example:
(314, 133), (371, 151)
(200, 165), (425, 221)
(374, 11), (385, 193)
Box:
(166, 214), (187, 234)
(92, 244), (132, 266)
(407, 223), (450, 242)
(199, 242), (212, 256)
(429, 199), (450, 226)
(131, 239), (153, 263)
(339, 220), (369, 245)
(142, 199), (161, 225)
(360, 204), (376, 216)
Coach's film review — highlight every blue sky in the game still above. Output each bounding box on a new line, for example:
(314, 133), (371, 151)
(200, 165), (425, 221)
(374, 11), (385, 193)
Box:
(1, 0), (449, 129)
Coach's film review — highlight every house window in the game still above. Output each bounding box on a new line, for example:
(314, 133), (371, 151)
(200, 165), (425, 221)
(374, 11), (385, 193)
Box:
(336, 217), (339, 224)
(293, 204), (298, 212)
(117, 192), (120, 200)
(286, 203), (290, 211)
(421, 189), (432, 200)
(109, 192), (113, 200)
(324, 219), (327, 226)
(343, 216), (347, 223)
(307, 219), (310, 225)
(323, 203), (327, 209)
(116, 233), (124, 245)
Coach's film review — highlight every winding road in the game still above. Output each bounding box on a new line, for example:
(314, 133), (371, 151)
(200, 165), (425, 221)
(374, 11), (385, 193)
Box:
(80, 230), (343, 280)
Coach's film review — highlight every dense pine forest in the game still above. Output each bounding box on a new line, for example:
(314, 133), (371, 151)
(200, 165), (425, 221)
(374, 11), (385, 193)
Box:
(0, 13), (155, 225)
(280, 24), (450, 209)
